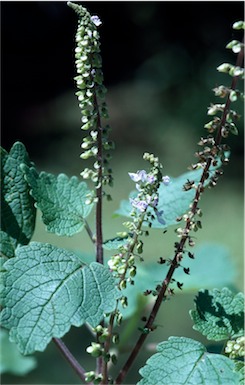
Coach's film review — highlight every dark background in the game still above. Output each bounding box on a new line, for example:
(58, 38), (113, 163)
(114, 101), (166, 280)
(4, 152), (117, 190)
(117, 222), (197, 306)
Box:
(1, 2), (244, 384)
(1, 1), (244, 159)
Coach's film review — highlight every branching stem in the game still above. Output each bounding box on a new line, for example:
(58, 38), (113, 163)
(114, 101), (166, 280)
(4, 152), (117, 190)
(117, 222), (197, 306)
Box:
(115, 41), (244, 385)
(84, 219), (95, 244)
(53, 338), (89, 384)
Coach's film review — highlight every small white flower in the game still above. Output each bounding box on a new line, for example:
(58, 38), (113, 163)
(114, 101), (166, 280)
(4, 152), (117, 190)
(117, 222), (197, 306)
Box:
(91, 15), (102, 27)
(162, 175), (170, 185)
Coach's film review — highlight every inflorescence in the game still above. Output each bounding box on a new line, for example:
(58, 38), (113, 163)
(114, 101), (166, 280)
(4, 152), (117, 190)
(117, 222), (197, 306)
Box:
(68, 2), (114, 197)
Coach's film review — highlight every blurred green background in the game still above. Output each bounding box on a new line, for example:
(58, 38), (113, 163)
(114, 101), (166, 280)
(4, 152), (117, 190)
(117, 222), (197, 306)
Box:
(1, 1), (244, 384)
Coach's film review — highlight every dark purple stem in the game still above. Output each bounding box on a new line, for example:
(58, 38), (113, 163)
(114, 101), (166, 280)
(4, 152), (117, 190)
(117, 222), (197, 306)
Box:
(53, 338), (89, 383)
(115, 39), (244, 385)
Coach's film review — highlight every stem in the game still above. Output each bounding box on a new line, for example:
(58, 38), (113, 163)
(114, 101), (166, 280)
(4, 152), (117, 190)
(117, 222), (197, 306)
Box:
(93, 80), (106, 380)
(53, 338), (89, 383)
(215, 39), (244, 145)
(115, 42), (244, 385)
(84, 219), (95, 244)
(94, 95), (104, 265)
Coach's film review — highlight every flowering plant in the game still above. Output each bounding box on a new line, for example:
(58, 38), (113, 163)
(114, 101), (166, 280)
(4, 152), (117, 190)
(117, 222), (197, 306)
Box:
(0, 4), (244, 385)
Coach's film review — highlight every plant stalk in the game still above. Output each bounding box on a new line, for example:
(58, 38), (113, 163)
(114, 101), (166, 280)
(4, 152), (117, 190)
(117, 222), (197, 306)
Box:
(115, 40), (244, 385)
(53, 337), (88, 383)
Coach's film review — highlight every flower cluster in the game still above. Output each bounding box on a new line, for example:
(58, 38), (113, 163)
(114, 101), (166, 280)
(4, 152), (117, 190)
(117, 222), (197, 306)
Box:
(68, 2), (113, 191)
(107, 153), (169, 293)
(204, 21), (244, 141)
(128, 156), (170, 226)
(171, 20), (244, 292)
(225, 336), (245, 359)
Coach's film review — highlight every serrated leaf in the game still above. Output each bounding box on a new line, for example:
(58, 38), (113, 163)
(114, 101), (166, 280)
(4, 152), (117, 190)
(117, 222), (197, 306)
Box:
(22, 166), (94, 236)
(0, 328), (36, 375)
(116, 164), (225, 229)
(1, 242), (120, 355)
(103, 235), (130, 251)
(1, 142), (36, 246)
(0, 231), (15, 258)
(138, 336), (240, 385)
(121, 244), (237, 319)
(0, 256), (8, 305)
(234, 361), (244, 385)
(190, 288), (244, 341)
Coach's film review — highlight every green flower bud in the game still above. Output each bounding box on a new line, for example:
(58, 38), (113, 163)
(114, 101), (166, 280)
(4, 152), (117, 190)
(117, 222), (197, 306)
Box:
(129, 266), (137, 277)
(229, 90), (238, 102)
(112, 333), (120, 345)
(86, 342), (103, 357)
(217, 63), (232, 73)
(226, 40), (244, 53)
(229, 66), (244, 77)
(119, 280), (127, 290)
(85, 371), (96, 382)
(111, 353), (118, 365)
(232, 21), (245, 30)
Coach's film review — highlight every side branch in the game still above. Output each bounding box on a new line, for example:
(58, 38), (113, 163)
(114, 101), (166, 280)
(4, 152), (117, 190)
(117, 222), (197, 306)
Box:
(53, 337), (88, 383)
(115, 39), (244, 385)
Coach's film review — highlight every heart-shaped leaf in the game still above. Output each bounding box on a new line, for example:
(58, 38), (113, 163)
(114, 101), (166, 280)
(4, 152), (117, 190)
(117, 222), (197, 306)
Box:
(21, 166), (94, 236)
(1, 242), (120, 355)
(138, 337), (240, 385)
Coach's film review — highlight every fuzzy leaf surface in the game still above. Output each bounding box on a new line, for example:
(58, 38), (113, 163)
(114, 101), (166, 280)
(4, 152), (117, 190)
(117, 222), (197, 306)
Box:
(137, 337), (240, 385)
(116, 165), (223, 228)
(103, 235), (130, 250)
(22, 166), (93, 236)
(1, 242), (120, 354)
(1, 142), (36, 246)
(234, 361), (244, 385)
(0, 231), (15, 259)
(190, 288), (244, 341)
(0, 328), (36, 375)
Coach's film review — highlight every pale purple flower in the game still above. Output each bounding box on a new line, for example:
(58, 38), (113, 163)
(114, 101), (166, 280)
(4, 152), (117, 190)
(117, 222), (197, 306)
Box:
(162, 175), (170, 185)
(128, 170), (147, 183)
(150, 196), (159, 208)
(129, 170), (156, 185)
(155, 209), (166, 225)
(147, 174), (156, 184)
(130, 198), (148, 212)
(91, 15), (102, 27)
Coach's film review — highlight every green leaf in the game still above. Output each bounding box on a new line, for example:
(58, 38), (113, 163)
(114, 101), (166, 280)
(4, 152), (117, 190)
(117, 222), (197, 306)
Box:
(21, 165), (94, 236)
(0, 231), (15, 258)
(116, 164), (225, 229)
(103, 235), (130, 250)
(234, 361), (244, 385)
(121, 244), (237, 319)
(190, 288), (244, 341)
(0, 256), (8, 305)
(1, 142), (36, 246)
(1, 242), (120, 355)
(137, 336), (240, 385)
(0, 328), (37, 375)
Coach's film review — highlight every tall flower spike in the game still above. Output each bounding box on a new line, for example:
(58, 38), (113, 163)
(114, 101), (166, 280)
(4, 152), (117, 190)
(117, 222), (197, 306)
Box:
(68, 2), (113, 191)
